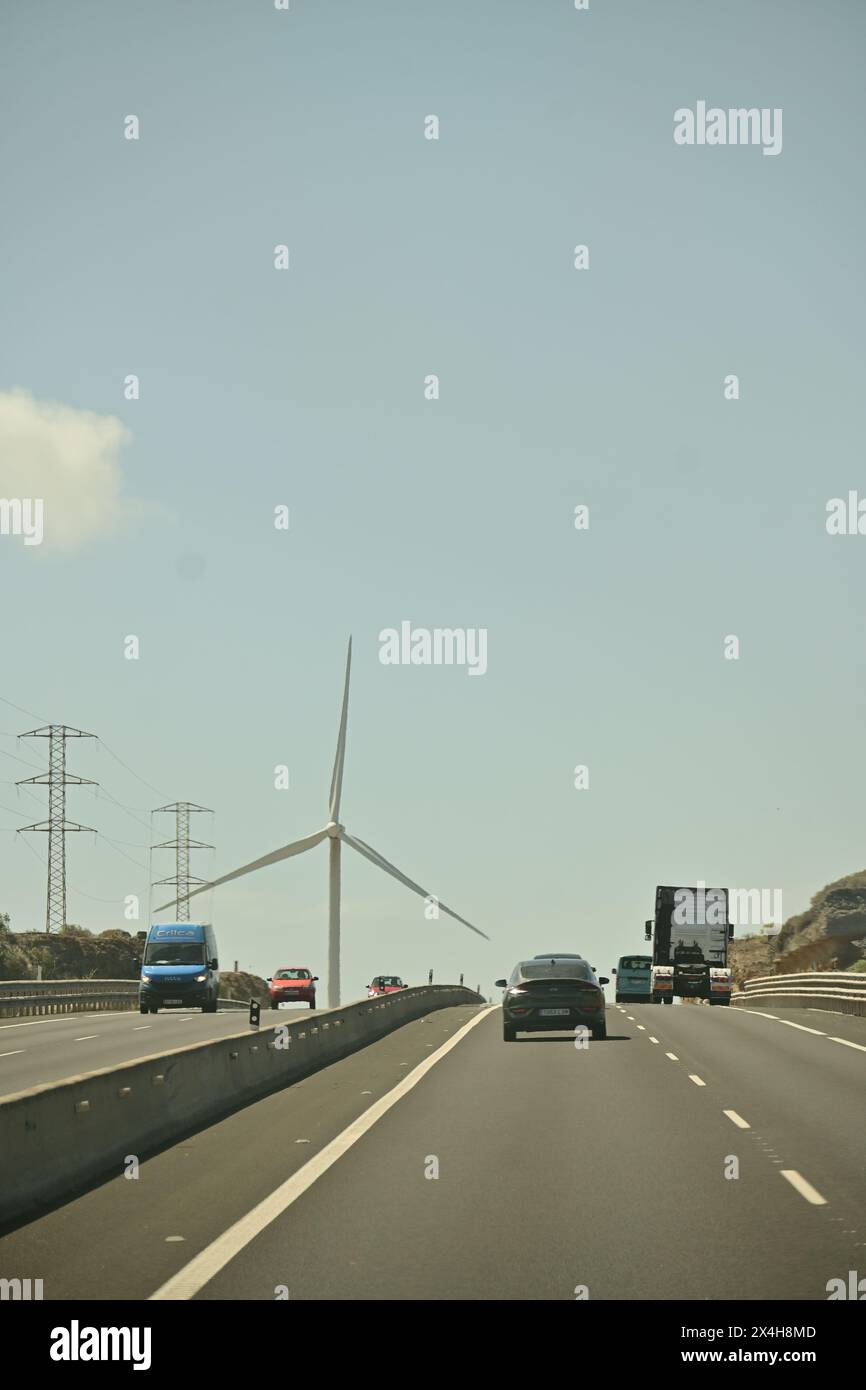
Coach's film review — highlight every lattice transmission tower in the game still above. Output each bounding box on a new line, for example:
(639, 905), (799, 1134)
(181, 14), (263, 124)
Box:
(17, 725), (98, 933)
(152, 802), (213, 920)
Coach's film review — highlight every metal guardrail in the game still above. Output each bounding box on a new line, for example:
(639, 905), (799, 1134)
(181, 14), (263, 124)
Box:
(0, 980), (471, 1018)
(732, 971), (866, 1017)
(0, 980), (138, 996)
(0, 980), (258, 1018)
(0, 980), (139, 1018)
(738, 971), (866, 990)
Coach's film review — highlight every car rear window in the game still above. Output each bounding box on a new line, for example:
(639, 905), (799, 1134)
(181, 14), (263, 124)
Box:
(513, 960), (594, 982)
(619, 957), (651, 971)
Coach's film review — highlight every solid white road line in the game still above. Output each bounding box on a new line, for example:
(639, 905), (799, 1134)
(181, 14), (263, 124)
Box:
(0, 1050), (25, 1058)
(808, 1008), (846, 1017)
(723, 1109), (750, 1129)
(74, 1035), (98, 1042)
(665, 1052), (678, 1061)
(688, 1074), (706, 1087)
(149, 1005), (495, 1300)
(780, 1170), (827, 1206)
(734, 1008), (866, 1053)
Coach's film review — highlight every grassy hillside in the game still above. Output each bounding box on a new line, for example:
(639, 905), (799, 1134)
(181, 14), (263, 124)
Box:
(730, 869), (866, 986)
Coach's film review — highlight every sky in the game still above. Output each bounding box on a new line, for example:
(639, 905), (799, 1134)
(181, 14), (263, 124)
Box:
(1, 0), (865, 1001)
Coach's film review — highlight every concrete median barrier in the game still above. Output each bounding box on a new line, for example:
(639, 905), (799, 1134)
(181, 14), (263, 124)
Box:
(0, 985), (482, 1226)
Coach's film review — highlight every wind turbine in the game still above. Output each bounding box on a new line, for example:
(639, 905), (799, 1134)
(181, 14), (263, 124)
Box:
(155, 639), (487, 1005)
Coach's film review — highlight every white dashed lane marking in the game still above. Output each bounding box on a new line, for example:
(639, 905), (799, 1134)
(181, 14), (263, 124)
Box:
(723, 1109), (751, 1129)
(688, 1074), (706, 1087)
(781, 1170), (827, 1206)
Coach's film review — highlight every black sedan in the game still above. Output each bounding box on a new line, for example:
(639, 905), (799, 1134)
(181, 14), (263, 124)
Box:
(495, 958), (609, 1042)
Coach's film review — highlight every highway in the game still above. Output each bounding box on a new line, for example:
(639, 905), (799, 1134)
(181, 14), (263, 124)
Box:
(1, 1000), (864, 1300)
(0, 1005), (325, 1096)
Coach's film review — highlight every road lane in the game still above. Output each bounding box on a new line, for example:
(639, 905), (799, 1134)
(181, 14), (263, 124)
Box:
(619, 1002), (866, 1239)
(0, 1004), (483, 1295)
(1, 1002), (861, 1300)
(190, 1006), (858, 1300)
(0, 1004), (329, 1096)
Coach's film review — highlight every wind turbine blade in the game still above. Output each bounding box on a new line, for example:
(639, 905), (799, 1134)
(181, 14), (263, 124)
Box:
(328, 638), (352, 822)
(342, 831), (489, 940)
(153, 827), (330, 913)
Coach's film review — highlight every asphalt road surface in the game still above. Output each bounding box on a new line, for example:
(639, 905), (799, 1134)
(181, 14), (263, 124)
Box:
(0, 1004), (324, 1096)
(0, 1000), (863, 1300)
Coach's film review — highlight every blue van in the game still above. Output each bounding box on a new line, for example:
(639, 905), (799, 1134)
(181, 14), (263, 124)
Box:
(612, 954), (652, 1003)
(139, 923), (220, 1014)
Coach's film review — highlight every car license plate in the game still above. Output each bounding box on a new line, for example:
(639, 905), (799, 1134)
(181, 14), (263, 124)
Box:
(164, 998), (182, 1005)
(278, 1001), (293, 1009)
(539, 1007), (570, 1016)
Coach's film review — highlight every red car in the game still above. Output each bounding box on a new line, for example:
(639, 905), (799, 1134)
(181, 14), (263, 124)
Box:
(268, 967), (318, 1009)
(367, 975), (408, 998)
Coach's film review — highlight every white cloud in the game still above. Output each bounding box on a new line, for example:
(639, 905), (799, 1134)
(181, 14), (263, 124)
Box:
(0, 388), (136, 550)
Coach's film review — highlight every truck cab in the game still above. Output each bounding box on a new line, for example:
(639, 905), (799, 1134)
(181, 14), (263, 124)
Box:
(647, 888), (734, 1005)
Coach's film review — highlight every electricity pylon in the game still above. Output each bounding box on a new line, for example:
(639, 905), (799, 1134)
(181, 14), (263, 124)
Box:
(152, 802), (213, 921)
(17, 725), (97, 933)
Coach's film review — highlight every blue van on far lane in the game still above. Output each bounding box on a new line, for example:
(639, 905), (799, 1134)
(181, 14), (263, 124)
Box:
(139, 923), (220, 1014)
(612, 954), (652, 1004)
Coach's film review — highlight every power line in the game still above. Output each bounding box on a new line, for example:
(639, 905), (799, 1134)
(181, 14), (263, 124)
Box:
(0, 694), (48, 724)
(0, 745), (48, 773)
(96, 833), (148, 871)
(96, 738), (169, 800)
(13, 833), (131, 905)
(95, 832), (150, 849)
(83, 784), (153, 834)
